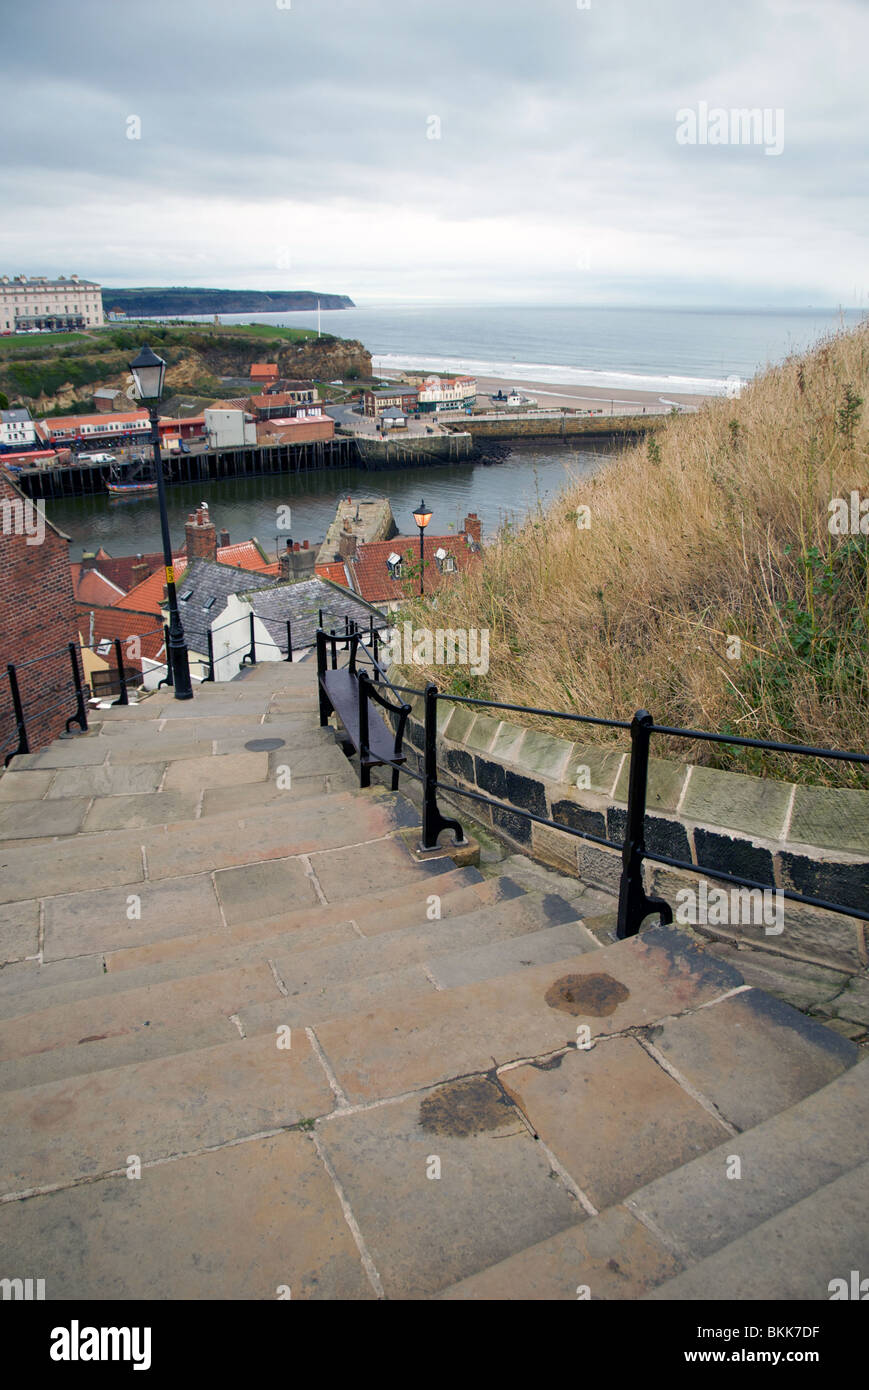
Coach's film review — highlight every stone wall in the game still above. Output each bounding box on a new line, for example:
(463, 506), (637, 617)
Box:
(387, 670), (868, 973)
(440, 415), (665, 441)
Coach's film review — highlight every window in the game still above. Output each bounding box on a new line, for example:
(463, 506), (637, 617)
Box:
(386, 551), (403, 580)
(179, 589), (193, 602)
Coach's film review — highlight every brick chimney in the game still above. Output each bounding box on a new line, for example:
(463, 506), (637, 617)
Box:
(338, 531), (358, 561)
(219, 528), (230, 547)
(81, 551), (96, 569)
(463, 512), (482, 545)
(130, 554), (150, 588)
(186, 503), (217, 563)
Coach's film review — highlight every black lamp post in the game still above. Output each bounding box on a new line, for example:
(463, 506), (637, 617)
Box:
(412, 499), (432, 597)
(129, 345), (193, 700)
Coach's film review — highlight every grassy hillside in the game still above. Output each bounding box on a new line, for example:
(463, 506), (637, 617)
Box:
(397, 321), (869, 786)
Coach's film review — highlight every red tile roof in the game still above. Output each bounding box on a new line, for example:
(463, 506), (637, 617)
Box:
(315, 561), (350, 587)
(346, 534), (481, 603)
(113, 555), (188, 615)
(250, 363), (279, 378)
(216, 540), (272, 571)
(76, 605), (166, 668)
(70, 564), (128, 606)
(45, 410), (149, 431)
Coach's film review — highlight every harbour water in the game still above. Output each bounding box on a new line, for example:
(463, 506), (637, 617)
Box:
(48, 438), (609, 560)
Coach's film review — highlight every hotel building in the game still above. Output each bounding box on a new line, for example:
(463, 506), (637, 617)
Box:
(0, 275), (105, 332)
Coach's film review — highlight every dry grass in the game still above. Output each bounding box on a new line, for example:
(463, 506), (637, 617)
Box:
(395, 321), (869, 786)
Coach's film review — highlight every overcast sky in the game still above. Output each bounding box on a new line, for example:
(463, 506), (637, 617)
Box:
(0, 0), (866, 305)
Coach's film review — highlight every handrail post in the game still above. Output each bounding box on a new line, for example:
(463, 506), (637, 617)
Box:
(285, 620), (293, 663)
(240, 612), (257, 667)
(112, 638), (129, 706)
(358, 668), (371, 788)
(420, 683), (466, 850)
(4, 663), (29, 766)
(372, 624), (379, 678)
(158, 623), (173, 689)
(316, 629), (331, 727)
(616, 709), (673, 938)
(204, 630), (215, 682)
(329, 629), (337, 670)
(66, 642), (88, 732)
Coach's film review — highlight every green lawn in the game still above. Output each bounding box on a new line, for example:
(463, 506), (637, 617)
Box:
(0, 330), (93, 352)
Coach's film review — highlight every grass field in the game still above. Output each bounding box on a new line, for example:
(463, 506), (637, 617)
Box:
(0, 330), (93, 352)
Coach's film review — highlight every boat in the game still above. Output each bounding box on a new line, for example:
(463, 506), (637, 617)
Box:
(106, 481), (157, 496)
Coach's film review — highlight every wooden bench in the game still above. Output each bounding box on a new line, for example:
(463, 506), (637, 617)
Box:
(317, 628), (411, 789)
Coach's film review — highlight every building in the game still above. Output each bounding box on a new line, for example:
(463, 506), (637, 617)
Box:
(76, 604), (168, 697)
(255, 416), (334, 446)
(339, 513), (483, 608)
(0, 274), (104, 332)
(362, 387), (419, 419)
(93, 388), (123, 413)
(203, 407), (257, 449)
(380, 406), (407, 430)
(211, 577), (374, 680)
(43, 410), (150, 447)
(0, 474), (81, 756)
(250, 393), (325, 421)
(0, 409), (37, 450)
(249, 363), (280, 388)
(416, 375), (476, 413)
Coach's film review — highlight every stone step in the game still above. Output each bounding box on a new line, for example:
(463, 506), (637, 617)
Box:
(0, 788), (416, 903)
(0, 870), (508, 1018)
(0, 1032), (336, 1196)
(309, 924), (856, 1110)
(0, 890), (584, 1072)
(644, 1160), (869, 1301)
(0, 1131), (375, 1299)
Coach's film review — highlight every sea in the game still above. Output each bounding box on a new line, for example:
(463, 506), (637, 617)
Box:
(49, 302), (866, 558)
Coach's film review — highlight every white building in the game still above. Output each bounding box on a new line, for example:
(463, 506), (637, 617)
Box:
(417, 374), (476, 413)
(0, 409), (37, 448)
(204, 407), (257, 449)
(0, 275), (104, 332)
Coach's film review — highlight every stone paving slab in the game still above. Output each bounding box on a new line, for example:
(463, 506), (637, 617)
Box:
(0, 1014), (238, 1093)
(438, 1202), (683, 1300)
(313, 925), (745, 1104)
(628, 1056), (869, 1265)
(428, 920), (598, 990)
(0, 899), (39, 963)
(0, 1033), (334, 1194)
(642, 988), (858, 1131)
(161, 751), (269, 792)
(0, 797), (91, 840)
(0, 837), (145, 905)
(106, 740), (215, 765)
(316, 1077), (583, 1298)
(0, 770), (56, 801)
(644, 1161), (869, 1300)
(307, 835), (461, 904)
(0, 960), (281, 1061)
(46, 763), (165, 797)
(0, 952), (104, 1005)
(10, 740), (109, 770)
(83, 791), (201, 832)
(501, 1034), (731, 1210)
(42, 872), (222, 961)
(0, 1132), (373, 1300)
(142, 792), (395, 880)
(239, 964), (436, 1036)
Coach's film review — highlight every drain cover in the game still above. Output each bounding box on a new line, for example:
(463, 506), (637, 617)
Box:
(244, 737), (286, 751)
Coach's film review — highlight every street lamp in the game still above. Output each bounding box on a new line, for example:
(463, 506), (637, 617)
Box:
(129, 345), (193, 700)
(412, 499), (432, 597)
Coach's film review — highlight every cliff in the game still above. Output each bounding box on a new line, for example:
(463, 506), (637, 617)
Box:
(103, 288), (355, 315)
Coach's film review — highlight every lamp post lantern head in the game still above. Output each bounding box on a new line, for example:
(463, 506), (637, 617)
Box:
(413, 499), (432, 531)
(129, 344), (167, 403)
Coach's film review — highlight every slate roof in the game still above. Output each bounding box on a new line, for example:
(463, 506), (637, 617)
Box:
(174, 558), (278, 654)
(244, 577), (375, 654)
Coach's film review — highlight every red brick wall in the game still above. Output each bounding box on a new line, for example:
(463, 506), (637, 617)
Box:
(0, 476), (82, 760)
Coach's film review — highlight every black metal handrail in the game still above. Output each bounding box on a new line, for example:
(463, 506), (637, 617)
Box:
(361, 675), (868, 938)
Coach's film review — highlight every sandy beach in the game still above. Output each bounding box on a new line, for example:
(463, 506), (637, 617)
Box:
(378, 369), (715, 415)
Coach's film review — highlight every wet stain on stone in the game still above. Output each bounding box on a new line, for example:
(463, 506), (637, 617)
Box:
(418, 1076), (515, 1138)
(244, 738), (286, 752)
(77, 1034), (109, 1044)
(545, 972), (630, 1016)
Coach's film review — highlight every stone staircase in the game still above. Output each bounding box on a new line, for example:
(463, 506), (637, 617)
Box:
(0, 660), (866, 1300)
